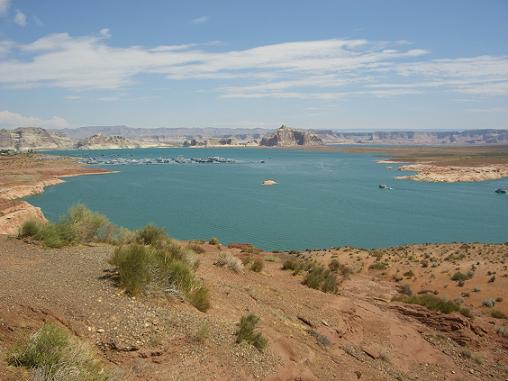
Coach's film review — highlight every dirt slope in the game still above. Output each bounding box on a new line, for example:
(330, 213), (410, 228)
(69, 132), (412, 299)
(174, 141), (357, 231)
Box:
(0, 236), (507, 380)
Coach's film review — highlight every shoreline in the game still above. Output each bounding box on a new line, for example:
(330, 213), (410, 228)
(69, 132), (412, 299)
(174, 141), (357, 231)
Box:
(0, 154), (113, 235)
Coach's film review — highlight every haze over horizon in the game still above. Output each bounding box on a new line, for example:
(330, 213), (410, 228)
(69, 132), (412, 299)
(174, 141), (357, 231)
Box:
(0, 0), (507, 131)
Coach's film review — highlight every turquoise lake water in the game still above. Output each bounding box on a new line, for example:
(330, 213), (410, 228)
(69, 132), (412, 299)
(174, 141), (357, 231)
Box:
(27, 148), (508, 250)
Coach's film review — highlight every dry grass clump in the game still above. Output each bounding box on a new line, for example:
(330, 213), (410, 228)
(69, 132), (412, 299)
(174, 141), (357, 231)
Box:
(235, 314), (267, 351)
(250, 258), (264, 272)
(396, 294), (472, 318)
(214, 252), (244, 273)
(490, 309), (507, 319)
(7, 323), (111, 381)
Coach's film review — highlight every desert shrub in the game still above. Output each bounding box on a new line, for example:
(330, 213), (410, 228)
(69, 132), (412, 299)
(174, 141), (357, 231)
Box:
(303, 265), (337, 293)
(193, 323), (210, 343)
(35, 222), (78, 248)
(188, 243), (205, 254)
(328, 259), (353, 277)
(188, 286), (211, 312)
(396, 294), (471, 318)
(18, 219), (42, 238)
(482, 299), (496, 308)
(214, 252), (243, 272)
(110, 244), (153, 296)
(281, 258), (311, 274)
(490, 309), (507, 319)
(403, 270), (414, 278)
(369, 262), (388, 271)
(250, 258), (264, 272)
(136, 224), (168, 245)
(63, 204), (111, 243)
(208, 237), (220, 245)
(264, 255), (277, 262)
(451, 272), (472, 282)
(321, 272), (338, 293)
(110, 243), (210, 311)
(460, 349), (483, 364)
(235, 314), (267, 351)
(7, 323), (110, 381)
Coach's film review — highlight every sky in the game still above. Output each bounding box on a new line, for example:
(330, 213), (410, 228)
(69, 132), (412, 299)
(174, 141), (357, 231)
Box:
(0, 0), (507, 131)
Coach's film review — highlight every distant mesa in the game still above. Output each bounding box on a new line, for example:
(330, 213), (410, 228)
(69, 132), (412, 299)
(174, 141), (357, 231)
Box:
(76, 133), (140, 150)
(262, 179), (277, 186)
(0, 127), (72, 151)
(260, 125), (323, 147)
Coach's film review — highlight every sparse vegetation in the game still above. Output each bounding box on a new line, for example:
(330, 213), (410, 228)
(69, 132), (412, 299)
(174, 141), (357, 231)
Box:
(369, 262), (388, 271)
(7, 323), (110, 381)
(490, 309), (507, 319)
(451, 271), (472, 282)
(214, 252), (243, 273)
(18, 204), (132, 248)
(250, 258), (264, 272)
(136, 224), (167, 245)
(235, 314), (267, 351)
(303, 265), (338, 293)
(208, 237), (220, 245)
(328, 259), (353, 277)
(396, 294), (472, 318)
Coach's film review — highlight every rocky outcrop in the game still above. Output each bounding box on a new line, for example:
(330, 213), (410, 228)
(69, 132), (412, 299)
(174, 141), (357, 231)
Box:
(76, 133), (141, 150)
(260, 125), (323, 147)
(396, 163), (508, 183)
(0, 128), (73, 151)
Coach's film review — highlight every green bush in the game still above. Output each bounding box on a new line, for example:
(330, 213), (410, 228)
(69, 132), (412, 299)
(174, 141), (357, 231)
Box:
(7, 323), (110, 381)
(18, 204), (117, 247)
(64, 204), (111, 242)
(250, 258), (264, 272)
(188, 286), (210, 312)
(328, 259), (353, 277)
(235, 314), (267, 351)
(396, 294), (471, 318)
(18, 219), (42, 238)
(209, 237), (220, 245)
(490, 309), (507, 319)
(110, 244), (153, 296)
(303, 265), (337, 293)
(136, 224), (168, 245)
(369, 262), (388, 271)
(110, 243), (210, 312)
(451, 272), (472, 282)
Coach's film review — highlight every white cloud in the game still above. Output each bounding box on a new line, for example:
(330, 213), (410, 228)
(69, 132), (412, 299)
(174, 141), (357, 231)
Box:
(0, 30), (507, 101)
(0, 0), (9, 16)
(191, 16), (209, 24)
(99, 28), (111, 38)
(14, 9), (26, 27)
(0, 110), (70, 129)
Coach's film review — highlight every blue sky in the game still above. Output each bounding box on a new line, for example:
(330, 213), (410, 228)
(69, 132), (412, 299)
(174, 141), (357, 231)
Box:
(0, 0), (507, 130)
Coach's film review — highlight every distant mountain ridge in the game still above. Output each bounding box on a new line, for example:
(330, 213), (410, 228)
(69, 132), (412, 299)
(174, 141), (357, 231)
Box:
(1, 126), (508, 151)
